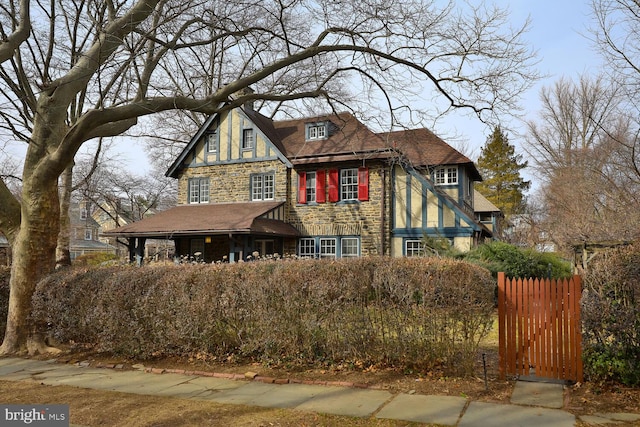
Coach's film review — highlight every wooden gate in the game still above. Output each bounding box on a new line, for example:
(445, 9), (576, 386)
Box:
(497, 272), (583, 382)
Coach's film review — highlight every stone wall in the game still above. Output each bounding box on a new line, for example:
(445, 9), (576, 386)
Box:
(286, 161), (392, 256)
(177, 160), (289, 204)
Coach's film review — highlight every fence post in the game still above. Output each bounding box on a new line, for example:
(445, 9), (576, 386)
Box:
(497, 272), (506, 380)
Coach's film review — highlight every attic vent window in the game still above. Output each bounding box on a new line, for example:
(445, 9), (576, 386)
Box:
(306, 123), (327, 140)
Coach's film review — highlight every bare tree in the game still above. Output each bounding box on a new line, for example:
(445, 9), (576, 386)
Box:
(590, 0), (640, 100)
(525, 75), (640, 252)
(0, 0), (538, 354)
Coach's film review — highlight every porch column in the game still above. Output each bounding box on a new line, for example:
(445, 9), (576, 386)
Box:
(128, 238), (136, 264)
(135, 237), (146, 266)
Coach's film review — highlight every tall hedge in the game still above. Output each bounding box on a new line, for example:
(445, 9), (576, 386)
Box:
(31, 257), (495, 376)
(582, 244), (640, 385)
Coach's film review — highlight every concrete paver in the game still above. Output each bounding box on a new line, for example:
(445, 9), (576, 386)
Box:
(294, 387), (392, 417)
(510, 380), (565, 409)
(579, 414), (625, 425)
(2, 357), (640, 426)
(594, 412), (640, 423)
(376, 393), (467, 425)
(459, 401), (575, 427)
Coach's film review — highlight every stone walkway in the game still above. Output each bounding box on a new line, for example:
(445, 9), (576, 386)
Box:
(1, 357), (639, 426)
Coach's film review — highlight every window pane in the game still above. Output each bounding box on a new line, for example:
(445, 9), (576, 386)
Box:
(448, 167), (457, 184)
(199, 179), (210, 203)
(340, 169), (358, 200)
(243, 128), (254, 149)
(189, 180), (200, 203)
(206, 133), (217, 152)
(251, 175), (263, 200)
(341, 238), (359, 257)
(320, 238), (336, 258)
(263, 174), (274, 200)
(406, 240), (424, 257)
(299, 238), (316, 258)
(306, 172), (316, 202)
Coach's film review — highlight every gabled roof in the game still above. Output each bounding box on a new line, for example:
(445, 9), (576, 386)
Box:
(167, 106), (481, 179)
(272, 112), (395, 164)
(474, 190), (502, 214)
(101, 202), (300, 238)
(378, 129), (482, 180)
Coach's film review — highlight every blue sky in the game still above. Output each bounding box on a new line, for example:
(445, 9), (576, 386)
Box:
(441, 0), (602, 155)
(431, 0), (604, 192)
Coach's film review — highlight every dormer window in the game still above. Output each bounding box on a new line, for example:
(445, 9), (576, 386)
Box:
(306, 122), (327, 141)
(434, 166), (458, 185)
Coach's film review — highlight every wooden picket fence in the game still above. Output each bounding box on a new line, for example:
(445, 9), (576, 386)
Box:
(497, 272), (583, 383)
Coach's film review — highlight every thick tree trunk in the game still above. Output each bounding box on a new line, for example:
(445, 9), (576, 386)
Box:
(0, 178), (60, 354)
(56, 165), (73, 268)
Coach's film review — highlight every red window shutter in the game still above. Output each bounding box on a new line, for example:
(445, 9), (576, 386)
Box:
(298, 172), (307, 204)
(316, 169), (326, 203)
(328, 169), (339, 202)
(358, 167), (369, 201)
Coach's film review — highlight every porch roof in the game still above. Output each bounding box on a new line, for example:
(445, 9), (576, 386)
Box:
(101, 202), (300, 239)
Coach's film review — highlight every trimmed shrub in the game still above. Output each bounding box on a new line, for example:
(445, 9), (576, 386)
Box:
(582, 244), (640, 385)
(32, 257), (494, 376)
(464, 241), (572, 279)
(72, 252), (119, 267)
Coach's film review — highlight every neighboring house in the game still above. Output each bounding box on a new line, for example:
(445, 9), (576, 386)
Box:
(69, 202), (116, 260)
(503, 214), (556, 252)
(474, 190), (504, 237)
(103, 100), (492, 263)
(0, 233), (10, 266)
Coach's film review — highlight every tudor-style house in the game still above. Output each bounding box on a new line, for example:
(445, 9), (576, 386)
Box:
(103, 99), (493, 263)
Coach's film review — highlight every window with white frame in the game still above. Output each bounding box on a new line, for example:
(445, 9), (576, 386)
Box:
(242, 128), (254, 150)
(205, 132), (217, 153)
(305, 171), (316, 202)
(251, 173), (275, 201)
(84, 228), (92, 240)
(299, 238), (316, 258)
(405, 240), (425, 257)
(340, 168), (359, 200)
(189, 177), (210, 204)
(319, 238), (337, 258)
(341, 237), (359, 257)
(434, 166), (458, 185)
(307, 123), (327, 140)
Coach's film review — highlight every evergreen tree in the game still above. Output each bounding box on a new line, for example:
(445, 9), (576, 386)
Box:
(476, 126), (531, 216)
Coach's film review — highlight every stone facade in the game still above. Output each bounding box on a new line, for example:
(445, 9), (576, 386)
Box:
(285, 161), (391, 257)
(177, 160), (289, 205)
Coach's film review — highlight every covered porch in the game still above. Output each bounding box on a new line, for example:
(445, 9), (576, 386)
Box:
(101, 201), (300, 264)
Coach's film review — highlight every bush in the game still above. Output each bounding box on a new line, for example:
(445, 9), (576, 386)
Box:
(72, 252), (119, 267)
(463, 241), (572, 279)
(32, 257), (494, 376)
(582, 244), (640, 385)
